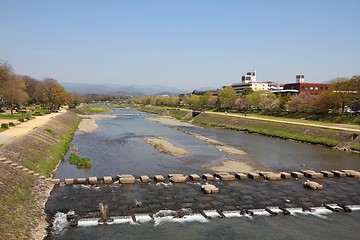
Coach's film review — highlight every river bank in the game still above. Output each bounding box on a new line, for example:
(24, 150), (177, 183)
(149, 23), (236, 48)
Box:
(0, 111), (80, 239)
(136, 106), (360, 152)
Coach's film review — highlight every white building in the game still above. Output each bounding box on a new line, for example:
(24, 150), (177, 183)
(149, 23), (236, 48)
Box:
(230, 71), (283, 95)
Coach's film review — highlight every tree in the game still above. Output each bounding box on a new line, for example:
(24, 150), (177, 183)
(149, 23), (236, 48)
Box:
(246, 91), (265, 110)
(235, 96), (247, 111)
(20, 75), (42, 104)
(332, 76), (360, 114)
(185, 94), (200, 110)
(218, 87), (237, 109)
(286, 93), (317, 113)
(199, 92), (211, 108)
(37, 78), (69, 110)
(0, 62), (13, 109)
(242, 87), (254, 96)
(2, 77), (29, 114)
(207, 96), (218, 108)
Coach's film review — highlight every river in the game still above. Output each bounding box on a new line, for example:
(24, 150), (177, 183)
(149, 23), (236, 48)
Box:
(46, 108), (360, 239)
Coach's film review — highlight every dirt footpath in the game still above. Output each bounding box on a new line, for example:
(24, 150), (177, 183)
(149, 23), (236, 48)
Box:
(0, 110), (67, 145)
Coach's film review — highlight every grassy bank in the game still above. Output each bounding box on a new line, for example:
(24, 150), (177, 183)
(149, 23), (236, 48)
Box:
(0, 111), (80, 239)
(23, 115), (81, 177)
(192, 113), (354, 148)
(135, 105), (190, 120)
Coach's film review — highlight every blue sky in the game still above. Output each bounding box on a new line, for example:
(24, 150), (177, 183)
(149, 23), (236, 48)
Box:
(0, 0), (359, 89)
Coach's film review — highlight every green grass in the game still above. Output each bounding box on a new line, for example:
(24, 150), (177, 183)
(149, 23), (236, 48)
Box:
(24, 117), (81, 177)
(192, 119), (340, 148)
(44, 128), (55, 135)
(69, 153), (92, 168)
(87, 107), (110, 113)
(351, 144), (360, 151)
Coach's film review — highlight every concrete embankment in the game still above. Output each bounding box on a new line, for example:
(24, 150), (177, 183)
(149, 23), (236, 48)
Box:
(0, 111), (80, 240)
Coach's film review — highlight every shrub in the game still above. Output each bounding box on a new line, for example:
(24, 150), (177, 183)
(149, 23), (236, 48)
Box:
(33, 112), (43, 116)
(8, 122), (15, 127)
(1, 123), (9, 129)
(69, 153), (92, 168)
(18, 118), (25, 122)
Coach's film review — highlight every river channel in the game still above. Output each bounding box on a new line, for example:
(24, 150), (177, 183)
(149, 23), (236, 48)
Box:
(46, 108), (360, 239)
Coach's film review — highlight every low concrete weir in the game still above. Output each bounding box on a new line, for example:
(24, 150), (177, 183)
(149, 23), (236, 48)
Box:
(50, 170), (360, 185)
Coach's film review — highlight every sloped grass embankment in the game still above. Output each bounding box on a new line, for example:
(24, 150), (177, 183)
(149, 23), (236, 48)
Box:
(0, 111), (80, 239)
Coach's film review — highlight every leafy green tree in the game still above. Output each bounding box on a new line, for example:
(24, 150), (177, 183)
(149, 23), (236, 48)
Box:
(200, 92), (211, 107)
(332, 76), (360, 114)
(242, 87), (254, 96)
(218, 87), (237, 109)
(185, 94), (200, 110)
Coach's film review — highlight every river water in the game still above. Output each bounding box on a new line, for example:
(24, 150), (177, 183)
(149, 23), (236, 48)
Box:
(47, 108), (360, 239)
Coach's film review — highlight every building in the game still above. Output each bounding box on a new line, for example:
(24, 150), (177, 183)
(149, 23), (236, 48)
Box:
(230, 71), (283, 95)
(283, 75), (330, 95)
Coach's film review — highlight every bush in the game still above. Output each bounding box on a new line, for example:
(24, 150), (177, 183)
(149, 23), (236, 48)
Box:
(33, 112), (43, 116)
(1, 123), (9, 129)
(18, 118), (25, 122)
(69, 153), (92, 168)
(8, 122), (15, 127)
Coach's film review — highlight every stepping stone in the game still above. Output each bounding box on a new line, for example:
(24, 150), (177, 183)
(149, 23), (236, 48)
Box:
(76, 178), (87, 184)
(103, 176), (113, 184)
(88, 176), (98, 184)
(11, 163), (18, 167)
(291, 171), (304, 178)
(215, 172), (235, 181)
(189, 174), (201, 181)
(0, 158), (7, 162)
(4, 160), (12, 164)
(320, 171), (334, 178)
(203, 173), (214, 181)
(261, 172), (281, 181)
(140, 175), (150, 183)
(65, 178), (75, 185)
(332, 170), (346, 177)
(201, 183), (219, 194)
(169, 174), (187, 183)
(49, 179), (60, 184)
(118, 174), (136, 184)
(33, 173), (40, 177)
(304, 180), (323, 190)
(301, 170), (323, 178)
(28, 170), (34, 174)
(248, 172), (261, 180)
(39, 176), (46, 180)
(154, 175), (165, 182)
(280, 172), (291, 179)
(341, 170), (360, 178)
(16, 165), (23, 169)
(235, 173), (248, 180)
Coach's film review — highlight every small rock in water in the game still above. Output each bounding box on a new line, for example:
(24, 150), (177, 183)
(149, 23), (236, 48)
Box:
(286, 199), (291, 203)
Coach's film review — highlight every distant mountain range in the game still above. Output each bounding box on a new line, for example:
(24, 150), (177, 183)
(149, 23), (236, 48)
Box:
(60, 82), (192, 97)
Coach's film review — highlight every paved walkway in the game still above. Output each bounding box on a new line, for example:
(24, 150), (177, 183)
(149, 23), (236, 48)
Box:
(206, 111), (360, 133)
(0, 110), (66, 145)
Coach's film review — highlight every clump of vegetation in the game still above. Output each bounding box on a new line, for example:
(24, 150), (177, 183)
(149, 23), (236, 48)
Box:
(1, 123), (9, 129)
(44, 128), (55, 135)
(8, 122), (15, 127)
(98, 203), (109, 223)
(69, 153), (92, 168)
(87, 107), (109, 113)
(18, 118), (25, 122)
(351, 144), (360, 151)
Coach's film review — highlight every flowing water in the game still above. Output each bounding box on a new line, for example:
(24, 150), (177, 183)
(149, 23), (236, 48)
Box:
(47, 108), (360, 239)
